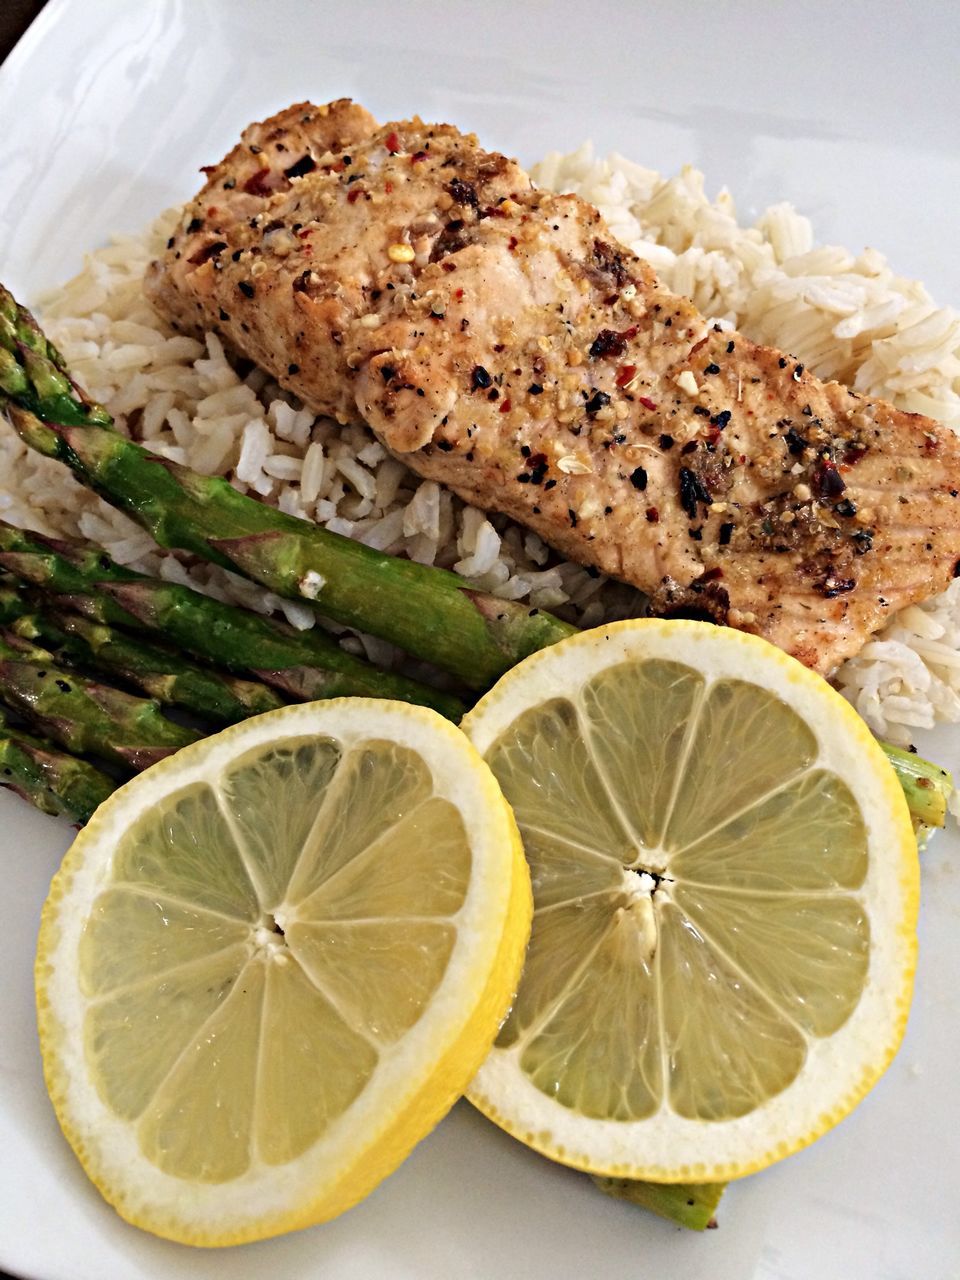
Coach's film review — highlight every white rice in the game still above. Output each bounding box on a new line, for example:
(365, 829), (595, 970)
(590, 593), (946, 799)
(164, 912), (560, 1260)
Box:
(3, 145), (960, 766)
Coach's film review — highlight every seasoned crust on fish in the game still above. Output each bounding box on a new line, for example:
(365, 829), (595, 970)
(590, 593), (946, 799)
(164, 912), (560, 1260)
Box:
(145, 101), (960, 674)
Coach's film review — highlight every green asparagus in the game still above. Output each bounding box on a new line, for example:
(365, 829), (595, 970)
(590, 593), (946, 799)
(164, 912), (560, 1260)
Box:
(0, 705), (115, 824)
(0, 580), (23, 624)
(0, 522), (466, 719)
(0, 286), (576, 688)
(882, 741), (953, 832)
(0, 284), (111, 427)
(0, 583), (286, 724)
(591, 1175), (725, 1231)
(1, 521), (953, 828)
(0, 628), (198, 770)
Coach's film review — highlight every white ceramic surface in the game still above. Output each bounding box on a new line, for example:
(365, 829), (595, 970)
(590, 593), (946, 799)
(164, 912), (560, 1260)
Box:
(1, 2), (959, 1277)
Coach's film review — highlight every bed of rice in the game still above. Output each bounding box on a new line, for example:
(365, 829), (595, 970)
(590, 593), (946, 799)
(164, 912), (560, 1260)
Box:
(3, 143), (960, 757)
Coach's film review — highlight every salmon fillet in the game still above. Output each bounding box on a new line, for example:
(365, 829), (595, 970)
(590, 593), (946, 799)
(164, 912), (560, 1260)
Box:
(145, 100), (960, 675)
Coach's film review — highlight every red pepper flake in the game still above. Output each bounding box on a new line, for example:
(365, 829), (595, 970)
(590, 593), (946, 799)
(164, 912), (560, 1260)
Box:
(206, 206), (219, 216)
(638, 395), (658, 411)
(441, 261), (457, 273)
(843, 443), (867, 465)
(646, 507), (660, 523)
(616, 364), (637, 387)
(384, 180), (394, 194)
(508, 236), (518, 251)
(385, 131), (401, 154)
(499, 399), (512, 414)
(410, 150), (428, 164)
(454, 287), (465, 300)
(242, 169), (273, 197)
(297, 227), (313, 238)
(700, 567), (724, 583)
(347, 186), (365, 204)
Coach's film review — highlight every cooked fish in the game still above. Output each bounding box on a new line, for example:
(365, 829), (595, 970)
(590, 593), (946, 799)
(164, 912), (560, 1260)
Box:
(146, 101), (960, 675)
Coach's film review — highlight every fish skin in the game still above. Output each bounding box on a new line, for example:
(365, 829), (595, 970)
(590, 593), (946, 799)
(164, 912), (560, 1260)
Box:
(146, 101), (960, 674)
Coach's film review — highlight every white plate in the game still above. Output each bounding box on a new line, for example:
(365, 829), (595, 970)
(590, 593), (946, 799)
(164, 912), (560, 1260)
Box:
(2, 2), (960, 1277)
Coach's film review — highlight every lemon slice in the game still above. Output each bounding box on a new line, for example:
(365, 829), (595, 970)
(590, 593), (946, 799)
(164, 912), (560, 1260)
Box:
(461, 620), (918, 1183)
(35, 699), (531, 1245)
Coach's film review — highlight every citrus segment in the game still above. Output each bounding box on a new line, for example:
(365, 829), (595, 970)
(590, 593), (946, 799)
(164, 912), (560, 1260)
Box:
(112, 783), (259, 921)
(285, 739), (433, 905)
(486, 698), (635, 859)
(287, 920), (457, 1045)
(220, 736), (342, 909)
(137, 954), (266, 1182)
(255, 957), (377, 1165)
(670, 769), (868, 891)
(78, 889), (249, 997)
(578, 658), (703, 850)
(84, 946), (250, 1123)
(672, 883), (869, 1036)
(662, 679), (817, 851)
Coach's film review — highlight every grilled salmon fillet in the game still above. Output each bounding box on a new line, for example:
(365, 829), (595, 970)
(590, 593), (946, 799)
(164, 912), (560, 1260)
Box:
(145, 100), (960, 674)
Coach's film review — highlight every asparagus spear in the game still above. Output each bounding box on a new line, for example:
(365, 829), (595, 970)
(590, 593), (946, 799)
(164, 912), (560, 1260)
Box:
(0, 287), (576, 688)
(591, 1175), (725, 1231)
(2, 523), (953, 828)
(0, 705), (115, 824)
(0, 522), (466, 719)
(882, 741), (953, 832)
(0, 628), (198, 770)
(0, 583), (286, 724)
(0, 581), (24, 625)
